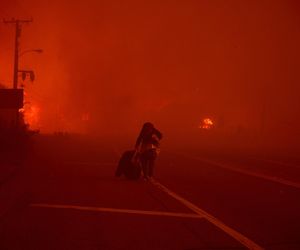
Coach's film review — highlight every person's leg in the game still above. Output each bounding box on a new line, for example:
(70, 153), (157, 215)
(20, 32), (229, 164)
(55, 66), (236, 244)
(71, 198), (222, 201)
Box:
(148, 149), (157, 177)
(148, 159), (154, 177)
(140, 152), (148, 178)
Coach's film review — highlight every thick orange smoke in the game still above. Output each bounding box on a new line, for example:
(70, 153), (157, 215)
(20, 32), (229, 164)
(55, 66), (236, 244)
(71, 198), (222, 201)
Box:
(0, 0), (300, 150)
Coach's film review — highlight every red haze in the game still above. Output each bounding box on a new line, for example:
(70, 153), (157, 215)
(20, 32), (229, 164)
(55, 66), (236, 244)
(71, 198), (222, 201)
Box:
(1, 0), (300, 150)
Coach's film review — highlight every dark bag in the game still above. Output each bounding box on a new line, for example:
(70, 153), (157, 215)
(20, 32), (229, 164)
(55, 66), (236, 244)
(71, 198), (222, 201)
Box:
(115, 150), (141, 180)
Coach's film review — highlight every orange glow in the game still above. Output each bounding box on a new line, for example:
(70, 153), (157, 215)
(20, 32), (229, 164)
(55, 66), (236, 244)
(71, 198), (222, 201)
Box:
(1, 0), (300, 143)
(20, 104), (40, 130)
(18, 91), (40, 129)
(199, 118), (214, 129)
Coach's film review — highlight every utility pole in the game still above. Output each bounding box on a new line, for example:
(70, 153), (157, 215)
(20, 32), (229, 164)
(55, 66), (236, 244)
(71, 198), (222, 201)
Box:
(3, 18), (33, 89)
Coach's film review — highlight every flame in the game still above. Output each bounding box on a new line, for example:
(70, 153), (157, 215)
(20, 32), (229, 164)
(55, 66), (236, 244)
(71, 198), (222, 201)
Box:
(199, 118), (214, 129)
(20, 104), (40, 129)
(18, 91), (40, 129)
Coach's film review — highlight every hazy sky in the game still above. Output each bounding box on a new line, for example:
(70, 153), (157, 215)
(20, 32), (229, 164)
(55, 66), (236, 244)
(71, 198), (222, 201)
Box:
(1, 0), (300, 143)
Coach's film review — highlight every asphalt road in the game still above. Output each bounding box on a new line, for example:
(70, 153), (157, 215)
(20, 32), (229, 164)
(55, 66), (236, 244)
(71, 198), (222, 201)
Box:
(0, 136), (300, 250)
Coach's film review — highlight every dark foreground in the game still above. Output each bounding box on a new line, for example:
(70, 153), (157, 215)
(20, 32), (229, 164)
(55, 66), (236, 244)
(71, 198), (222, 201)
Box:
(0, 135), (300, 250)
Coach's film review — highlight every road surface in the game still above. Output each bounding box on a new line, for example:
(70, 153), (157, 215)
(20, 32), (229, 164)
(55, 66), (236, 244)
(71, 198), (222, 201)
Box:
(0, 135), (299, 249)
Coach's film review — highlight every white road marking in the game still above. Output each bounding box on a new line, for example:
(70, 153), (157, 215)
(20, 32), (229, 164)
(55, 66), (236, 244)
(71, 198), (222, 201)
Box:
(150, 179), (264, 250)
(249, 157), (300, 169)
(30, 203), (204, 219)
(180, 154), (300, 189)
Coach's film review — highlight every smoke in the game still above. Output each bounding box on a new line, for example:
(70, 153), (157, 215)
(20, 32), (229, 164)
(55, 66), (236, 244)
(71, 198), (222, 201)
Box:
(1, 0), (300, 149)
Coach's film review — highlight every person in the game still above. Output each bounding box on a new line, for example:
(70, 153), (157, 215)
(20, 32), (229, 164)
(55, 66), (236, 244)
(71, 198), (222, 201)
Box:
(135, 122), (162, 180)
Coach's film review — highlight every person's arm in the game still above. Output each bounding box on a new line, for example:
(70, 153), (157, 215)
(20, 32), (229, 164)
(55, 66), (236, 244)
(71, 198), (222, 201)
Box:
(153, 128), (163, 140)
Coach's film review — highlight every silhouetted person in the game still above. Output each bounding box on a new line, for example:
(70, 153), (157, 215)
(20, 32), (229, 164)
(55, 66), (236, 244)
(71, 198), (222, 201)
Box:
(135, 122), (162, 180)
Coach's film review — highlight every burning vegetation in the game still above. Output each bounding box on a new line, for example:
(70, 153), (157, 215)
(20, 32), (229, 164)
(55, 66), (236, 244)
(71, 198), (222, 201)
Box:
(199, 118), (214, 130)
